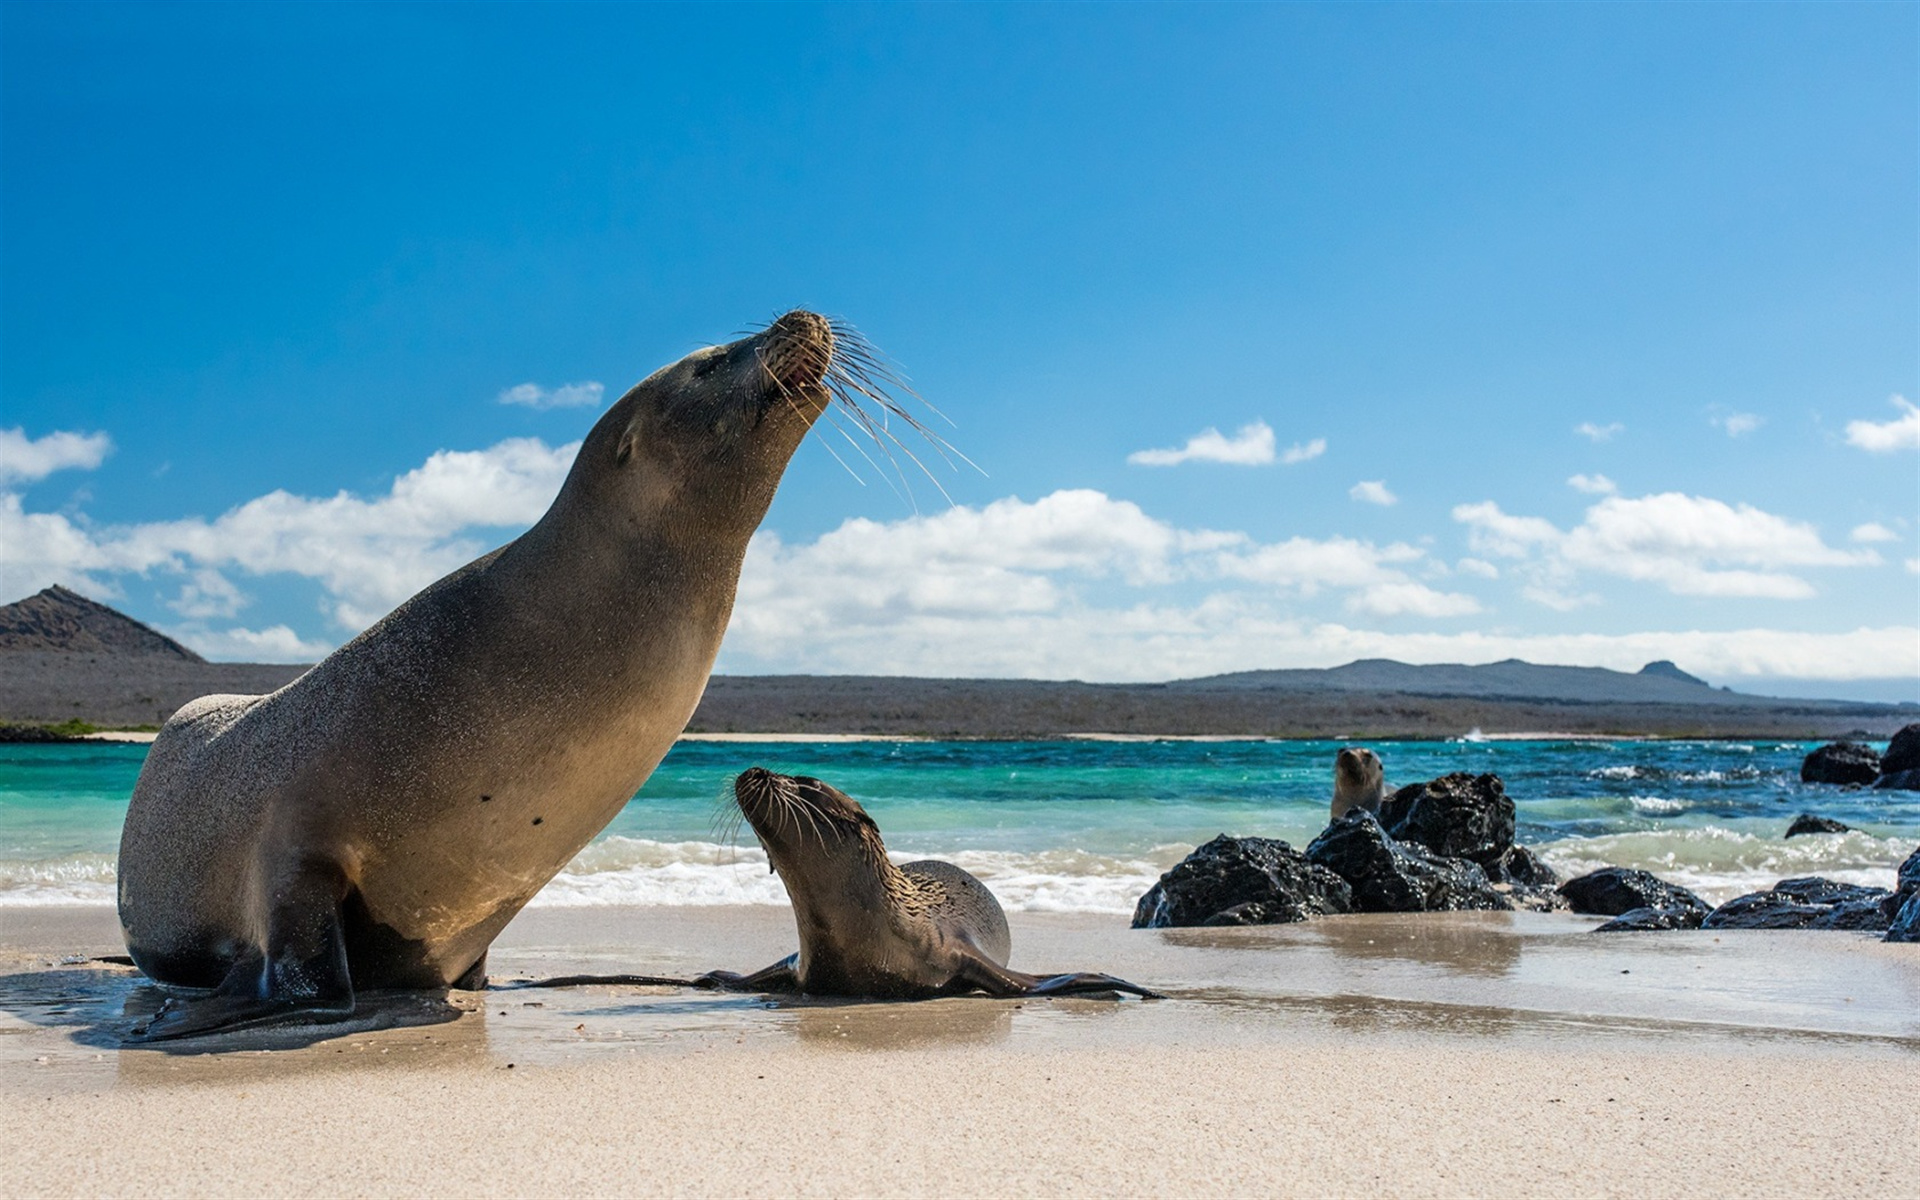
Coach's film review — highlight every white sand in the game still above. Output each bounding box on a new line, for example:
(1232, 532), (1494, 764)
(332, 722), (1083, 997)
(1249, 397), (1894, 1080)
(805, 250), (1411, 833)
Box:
(3, 905), (1916, 1197)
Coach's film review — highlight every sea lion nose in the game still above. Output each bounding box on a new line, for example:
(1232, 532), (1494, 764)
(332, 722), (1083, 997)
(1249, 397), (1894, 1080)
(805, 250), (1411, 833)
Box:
(735, 766), (773, 795)
(761, 311), (833, 390)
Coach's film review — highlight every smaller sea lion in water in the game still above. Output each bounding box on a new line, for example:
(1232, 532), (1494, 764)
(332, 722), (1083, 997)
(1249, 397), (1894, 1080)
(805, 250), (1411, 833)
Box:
(1331, 746), (1386, 820)
(699, 768), (1159, 999)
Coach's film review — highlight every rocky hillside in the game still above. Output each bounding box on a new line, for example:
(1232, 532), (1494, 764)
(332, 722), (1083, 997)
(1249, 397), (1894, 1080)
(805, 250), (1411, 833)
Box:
(0, 585), (203, 659)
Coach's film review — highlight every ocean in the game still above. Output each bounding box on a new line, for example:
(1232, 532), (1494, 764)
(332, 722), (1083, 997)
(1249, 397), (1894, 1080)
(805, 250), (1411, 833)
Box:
(2, 737), (1914, 913)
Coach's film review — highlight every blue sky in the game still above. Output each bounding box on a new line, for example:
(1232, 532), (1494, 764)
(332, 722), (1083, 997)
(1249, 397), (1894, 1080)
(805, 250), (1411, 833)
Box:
(2, 2), (1915, 699)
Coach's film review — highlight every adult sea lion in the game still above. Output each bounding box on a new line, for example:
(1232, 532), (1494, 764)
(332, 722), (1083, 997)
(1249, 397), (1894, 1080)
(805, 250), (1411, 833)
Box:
(1331, 746), (1386, 820)
(118, 311), (891, 1040)
(696, 767), (1160, 999)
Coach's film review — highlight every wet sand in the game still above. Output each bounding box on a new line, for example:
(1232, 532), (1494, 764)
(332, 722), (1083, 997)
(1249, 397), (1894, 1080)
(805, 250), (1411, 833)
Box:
(3, 904), (1916, 1197)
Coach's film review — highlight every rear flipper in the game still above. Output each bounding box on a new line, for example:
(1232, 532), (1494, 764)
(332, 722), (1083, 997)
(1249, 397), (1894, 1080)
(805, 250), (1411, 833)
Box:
(951, 951), (1163, 1000)
(692, 954), (801, 993)
(128, 859), (355, 1043)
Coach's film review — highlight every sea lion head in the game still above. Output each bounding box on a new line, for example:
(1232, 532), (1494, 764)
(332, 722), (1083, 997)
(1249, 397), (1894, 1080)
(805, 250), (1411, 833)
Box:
(732, 766), (900, 914)
(1332, 746), (1385, 819)
(564, 310), (840, 540)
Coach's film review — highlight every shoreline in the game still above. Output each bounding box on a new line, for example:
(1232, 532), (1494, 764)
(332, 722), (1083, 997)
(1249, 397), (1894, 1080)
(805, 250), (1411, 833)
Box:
(3, 905), (1914, 1196)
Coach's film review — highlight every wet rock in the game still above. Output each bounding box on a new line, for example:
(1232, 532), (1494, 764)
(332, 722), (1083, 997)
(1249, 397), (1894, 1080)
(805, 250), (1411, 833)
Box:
(1872, 768), (1920, 792)
(1304, 812), (1510, 913)
(1898, 846), (1920, 893)
(1887, 891), (1920, 943)
(1379, 772), (1514, 867)
(1799, 742), (1880, 786)
(1593, 905), (1705, 932)
(1558, 867), (1710, 919)
(1132, 834), (1352, 929)
(1487, 844), (1558, 888)
(1783, 813), (1851, 838)
(1880, 723), (1920, 776)
(1702, 876), (1894, 931)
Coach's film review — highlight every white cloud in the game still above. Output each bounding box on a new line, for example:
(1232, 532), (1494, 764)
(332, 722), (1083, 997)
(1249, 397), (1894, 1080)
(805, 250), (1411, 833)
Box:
(0, 437), (577, 634)
(170, 569), (247, 619)
(0, 428), (112, 486)
(1129, 421), (1275, 467)
(1574, 421), (1623, 443)
(1713, 412), (1763, 437)
(1455, 492), (1880, 602)
(1455, 558), (1500, 579)
(1845, 395), (1920, 452)
(1346, 581), (1481, 618)
(1280, 437), (1327, 465)
(1349, 480), (1397, 506)
(1850, 522), (1898, 544)
(169, 624), (333, 663)
(1566, 473), (1617, 495)
(498, 381), (605, 410)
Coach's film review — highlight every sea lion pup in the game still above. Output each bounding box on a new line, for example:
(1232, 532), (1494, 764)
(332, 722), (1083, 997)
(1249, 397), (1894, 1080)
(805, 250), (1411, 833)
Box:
(698, 768), (1160, 999)
(117, 311), (909, 1041)
(1331, 746), (1386, 820)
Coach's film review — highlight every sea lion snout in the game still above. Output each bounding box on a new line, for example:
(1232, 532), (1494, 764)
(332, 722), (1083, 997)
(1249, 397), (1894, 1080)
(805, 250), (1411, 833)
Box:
(757, 309), (834, 392)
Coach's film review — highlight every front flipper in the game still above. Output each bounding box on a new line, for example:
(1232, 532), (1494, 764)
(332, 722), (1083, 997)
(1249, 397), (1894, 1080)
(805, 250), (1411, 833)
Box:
(128, 859), (355, 1043)
(692, 954), (801, 993)
(949, 950), (1163, 1000)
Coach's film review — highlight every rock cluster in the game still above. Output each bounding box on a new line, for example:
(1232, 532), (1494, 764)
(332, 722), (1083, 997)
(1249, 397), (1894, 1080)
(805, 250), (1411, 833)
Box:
(1130, 834), (1350, 928)
(1800, 723), (1920, 791)
(1558, 867), (1711, 932)
(1132, 771), (1560, 928)
(1560, 852), (1920, 942)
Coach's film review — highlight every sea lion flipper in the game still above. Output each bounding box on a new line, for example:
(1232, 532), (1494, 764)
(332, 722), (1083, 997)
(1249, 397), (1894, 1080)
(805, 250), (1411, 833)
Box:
(692, 954), (800, 993)
(947, 950), (1162, 1001)
(127, 859), (356, 1042)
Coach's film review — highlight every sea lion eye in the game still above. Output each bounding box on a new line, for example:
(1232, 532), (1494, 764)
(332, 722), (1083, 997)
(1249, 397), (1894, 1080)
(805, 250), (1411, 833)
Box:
(692, 349), (725, 379)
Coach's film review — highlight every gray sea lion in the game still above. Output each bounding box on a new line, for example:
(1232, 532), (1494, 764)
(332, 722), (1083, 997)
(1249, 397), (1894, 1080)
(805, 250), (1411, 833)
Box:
(696, 767), (1160, 999)
(1331, 746), (1386, 820)
(117, 311), (899, 1040)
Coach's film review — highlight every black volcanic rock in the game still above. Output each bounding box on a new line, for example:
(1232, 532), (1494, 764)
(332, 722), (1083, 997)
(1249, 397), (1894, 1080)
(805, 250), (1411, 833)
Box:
(1304, 812), (1509, 913)
(1379, 772), (1514, 867)
(1487, 844), (1558, 888)
(1593, 905), (1706, 932)
(1881, 723), (1920, 776)
(1800, 742), (1880, 786)
(1132, 835), (1352, 928)
(1558, 868), (1710, 919)
(1873, 768), (1920, 792)
(1784, 813), (1852, 838)
(1888, 891), (1920, 943)
(1702, 877), (1893, 932)
(1897, 846), (1920, 894)
(0, 585), (202, 660)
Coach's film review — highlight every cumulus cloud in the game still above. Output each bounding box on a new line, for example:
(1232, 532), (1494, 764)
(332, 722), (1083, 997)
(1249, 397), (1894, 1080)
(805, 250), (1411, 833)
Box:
(1280, 437), (1327, 465)
(498, 381), (605, 410)
(1454, 491), (1879, 602)
(1713, 412), (1763, 437)
(1845, 395), (1920, 452)
(1850, 522), (1898, 544)
(170, 624), (334, 662)
(0, 428), (112, 486)
(1567, 473), (1617, 495)
(1349, 480), (1397, 506)
(1574, 421), (1623, 443)
(0, 437), (577, 633)
(1128, 421), (1275, 467)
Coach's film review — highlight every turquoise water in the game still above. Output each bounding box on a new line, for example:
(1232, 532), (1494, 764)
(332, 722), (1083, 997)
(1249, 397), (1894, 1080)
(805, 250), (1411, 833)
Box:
(3, 738), (1915, 912)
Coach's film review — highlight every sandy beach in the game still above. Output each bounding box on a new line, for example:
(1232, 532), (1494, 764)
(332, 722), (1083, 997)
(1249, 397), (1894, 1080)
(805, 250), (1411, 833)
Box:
(3, 903), (1914, 1197)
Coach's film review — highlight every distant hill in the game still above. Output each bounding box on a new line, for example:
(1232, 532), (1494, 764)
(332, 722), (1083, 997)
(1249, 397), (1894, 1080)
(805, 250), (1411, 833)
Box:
(1170, 657), (1754, 706)
(0, 585), (302, 727)
(1, 585), (1913, 737)
(0, 585), (203, 660)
